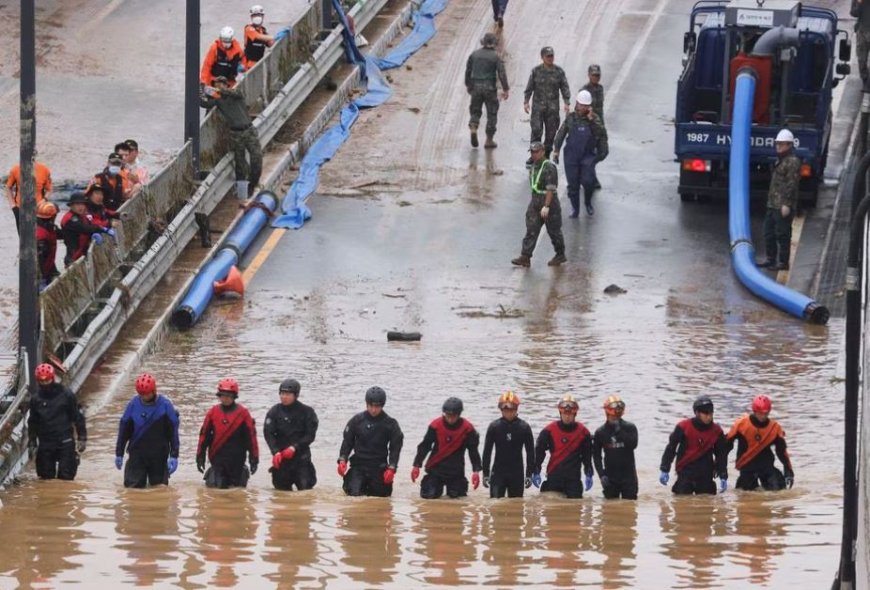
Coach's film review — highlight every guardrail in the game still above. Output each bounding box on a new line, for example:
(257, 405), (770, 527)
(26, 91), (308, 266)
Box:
(0, 0), (392, 483)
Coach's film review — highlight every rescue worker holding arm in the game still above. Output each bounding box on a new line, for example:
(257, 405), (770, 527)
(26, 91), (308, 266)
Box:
(338, 387), (404, 497)
(411, 397), (483, 499)
(659, 396), (729, 495)
(523, 46), (571, 161)
(114, 373), (180, 488)
(511, 142), (565, 267)
(28, 363), (87, 481)
(465, 33), (509, 149)
(60, 192), (114, 266)
(481, 391), (535, 498)
(758, 129), (800, 271)
(532, 394), (594, 499)
(244, 5), (274, 69)
(592, 395), (638, 499)
(726, 395), (794, 491)
(196, 378), (259, 489)
(553, 90), (608, 217)
(201, 27), (245, 88)
(264, 378), (319, 491)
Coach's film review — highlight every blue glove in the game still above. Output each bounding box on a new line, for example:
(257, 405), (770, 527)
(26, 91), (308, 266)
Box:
(167, 457), (178, 475)
(584, 474), (594, 491)
(531, 473), (542, 488)
(92, 232), (104, 246)
(719, 478), (728, 493)
(274, 26), (292, 42)
(237, 63), (246, 74)
(104, 228), (117, 242)
(659, 471), (669, 486)
(115, 456), (123, 470)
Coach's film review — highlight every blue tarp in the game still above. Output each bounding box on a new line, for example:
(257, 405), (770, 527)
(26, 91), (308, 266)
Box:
(375, 0), (449, 70)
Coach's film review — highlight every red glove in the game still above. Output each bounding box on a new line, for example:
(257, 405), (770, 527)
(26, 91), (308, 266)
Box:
(383, 467), (396, 485)
(272, 452), (283, 470)
(411, 466), (420, 482)
(281, 446), (296, 460)
(337, 460), (348, 477)
(471, 472), (480, 490)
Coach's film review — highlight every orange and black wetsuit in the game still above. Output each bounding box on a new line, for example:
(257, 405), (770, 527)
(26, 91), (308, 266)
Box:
(660, 417), (729, 495)
(244, 23), (272, 68)
(201, 39), (244, 87)
(727, 414), (793, 491)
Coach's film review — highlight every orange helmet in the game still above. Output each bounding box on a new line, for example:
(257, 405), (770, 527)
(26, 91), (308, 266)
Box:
(751, 394), (772, 414)
(36, 201), (58, 219)
(557, 394), (578, 412)
(603, 395), (625, 416)
(498, 390), (520, 409)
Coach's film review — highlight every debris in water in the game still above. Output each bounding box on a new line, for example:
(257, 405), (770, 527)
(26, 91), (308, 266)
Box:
(604, 284), (627, 295)
(387, 331), (422, 342)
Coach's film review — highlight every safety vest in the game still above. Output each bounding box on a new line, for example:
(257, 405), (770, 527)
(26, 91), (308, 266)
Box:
(543, 421), (589, 475)
(529, 160), (553, 195)
(727, 415), (784, 470)
(244, 24), (269, 63)
(199, 403), (256, 460)
(95, 172), (126, 211)
(675, 418), (723, 473)
(425, 417), (474, 470)
(213, 43), (243, 80)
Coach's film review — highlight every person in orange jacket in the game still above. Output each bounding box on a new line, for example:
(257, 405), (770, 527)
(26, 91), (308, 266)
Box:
(726, 395), (794, 491)
(87, 153), (131, 211)
(6, 155), (52, 232)
(244, 5), (274, 69)
(201, 26), (245, 88)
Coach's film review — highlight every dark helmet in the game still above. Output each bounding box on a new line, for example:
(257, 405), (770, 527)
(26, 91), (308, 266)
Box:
(442, 397), (463, 415)
(693, 395), (714, 414)
(279, 378), (301, 395)
(365, 386), (387, 406)
(481, 33), (497, 47)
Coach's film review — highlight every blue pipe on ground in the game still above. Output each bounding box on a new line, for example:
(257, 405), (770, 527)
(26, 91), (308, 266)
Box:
(729, 71), (829, 324)
(171, 191), (278, 329)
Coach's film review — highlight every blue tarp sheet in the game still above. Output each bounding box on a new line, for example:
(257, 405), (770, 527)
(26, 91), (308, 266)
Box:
(375, 0), (449, 70)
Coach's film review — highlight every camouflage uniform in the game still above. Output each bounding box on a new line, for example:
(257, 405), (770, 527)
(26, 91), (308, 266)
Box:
(763, 151), (801, 266)
(524, 65), (570, 155)
(201, 86), (263, 188)
(553, 111), (608, 215)
(465, 47), (509, 136)
(853, 0), (870, 84)
(581, 81), (605, 122)
(521, 159), (564, 258)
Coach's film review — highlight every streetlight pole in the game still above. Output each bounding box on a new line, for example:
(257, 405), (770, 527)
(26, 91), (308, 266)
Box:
(19, 0), (39, 391)
(185, 0), (201, 175)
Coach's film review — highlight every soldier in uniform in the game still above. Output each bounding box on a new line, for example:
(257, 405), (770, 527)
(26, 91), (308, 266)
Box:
(553, 90), (608, 217)
(511, 142), (565, 268)
(758, 129), (801, 271)
(523, 46), (571, 162)
(464, 33), (509, 149)
(853, 0), (870, 89)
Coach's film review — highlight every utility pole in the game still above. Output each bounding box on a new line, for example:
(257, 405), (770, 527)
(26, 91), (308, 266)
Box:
(185, 0), (201, 175)
(19, 0), (39, 392)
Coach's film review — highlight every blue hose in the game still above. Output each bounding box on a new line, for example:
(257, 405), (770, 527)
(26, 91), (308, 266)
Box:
(171, 191), (278, 329)
(729, 71), (829, 324)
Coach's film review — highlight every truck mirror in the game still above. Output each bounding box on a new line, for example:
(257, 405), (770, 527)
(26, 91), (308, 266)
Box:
(839, 38), (852, 62)
(683, 32), (696, 54)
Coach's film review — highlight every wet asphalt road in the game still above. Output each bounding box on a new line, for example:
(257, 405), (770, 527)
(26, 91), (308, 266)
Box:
(0, 0), (857, 588)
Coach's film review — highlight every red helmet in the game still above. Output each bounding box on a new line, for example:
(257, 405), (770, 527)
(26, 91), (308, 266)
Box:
(217, 378), (239, 396)
(34, 363), (55, 383)
(135, 373), (157, 395)
(751, 394), (772, 414)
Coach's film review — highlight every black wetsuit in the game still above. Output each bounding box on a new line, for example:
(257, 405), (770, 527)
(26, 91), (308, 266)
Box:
(28, 383), (87, 480)
(339, 410), (404, 497)
(660, 417), (729, 495)
(264, 401), (319, 491)
(534, 420), (593, 499)
(115, 394), (180, 488)
(481, 416), (534, 498)
(413, 417), (483, 499)
(592, 418), (639, 499)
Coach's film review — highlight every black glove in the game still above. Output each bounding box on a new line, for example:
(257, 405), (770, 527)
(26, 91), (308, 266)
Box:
(76, 439), (87, 453)
(784, 470), (795, 489)
(196, 456), (205, 473)
(249, 460), (258, 475)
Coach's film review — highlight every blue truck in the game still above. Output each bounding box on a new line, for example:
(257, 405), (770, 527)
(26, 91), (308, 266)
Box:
(675, 0), (851, 205)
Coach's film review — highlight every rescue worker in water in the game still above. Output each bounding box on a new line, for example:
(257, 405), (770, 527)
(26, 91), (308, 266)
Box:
(28, 363), (87, 481)
(196, 378), (259, 488)
(481, 391), (535, 498)
(264, 378), (319, 491)
(411, 397), (483, 498)
(659, 396), (729, 495)
(592, 395), (639, 499)
(532, 394), (594, 498)
(726, 394), (794, 491)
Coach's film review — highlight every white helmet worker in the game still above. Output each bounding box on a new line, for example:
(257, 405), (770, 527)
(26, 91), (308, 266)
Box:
(219, 26), (234, 43)
(250, 5), (265, 15)
(775, 129), (795, 143)
(576, 90), (593, 106)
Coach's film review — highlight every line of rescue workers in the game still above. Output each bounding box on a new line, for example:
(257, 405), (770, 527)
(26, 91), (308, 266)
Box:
(28, 364), (794, 498)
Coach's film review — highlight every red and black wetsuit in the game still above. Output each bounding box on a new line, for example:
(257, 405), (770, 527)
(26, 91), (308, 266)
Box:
(660, 417), (729, 495)
(86, 202), (119, 229)
(482, 416), (535, 498)
(727, 414), (793, 491)
(413, 417), (482, 499)
(60, 210), (104, 265)
(196, 402), (259, 489)
(36, 217), (59, 285)
(534, 420), (593, 498)
(592, 418), (639, 499)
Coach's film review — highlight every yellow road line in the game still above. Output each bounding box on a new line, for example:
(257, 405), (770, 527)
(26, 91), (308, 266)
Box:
(242, 228), (287, 284)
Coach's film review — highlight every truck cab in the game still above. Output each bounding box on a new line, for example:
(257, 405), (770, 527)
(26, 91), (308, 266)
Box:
(675, 0), (851, 205)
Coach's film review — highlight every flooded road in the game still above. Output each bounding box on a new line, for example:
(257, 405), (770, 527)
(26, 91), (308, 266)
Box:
(0, 0), (853, 587)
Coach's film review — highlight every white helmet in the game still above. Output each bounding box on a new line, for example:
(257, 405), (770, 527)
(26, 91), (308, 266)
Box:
(250, 5), (264, 15)
(775, 129), (794, 143)
(576, 90), (593, 106)
(219, 26), (234, 42)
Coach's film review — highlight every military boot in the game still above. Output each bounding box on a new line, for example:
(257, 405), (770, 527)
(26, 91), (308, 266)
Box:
(547, 253), (567, 266)
(484, 134), (497, 149)
(470, 125), (479, 148)
(584, 191), (595, 216)
(511, 255), (531, 267)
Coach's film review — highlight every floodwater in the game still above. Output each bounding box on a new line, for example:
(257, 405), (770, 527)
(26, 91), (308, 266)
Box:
(0, 0), (854, 587)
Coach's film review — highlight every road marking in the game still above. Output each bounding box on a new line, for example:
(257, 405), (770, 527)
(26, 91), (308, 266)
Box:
(778, 213), (805, 284)
(607, 0), (668, 106)
(242, 228), (286, 284)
